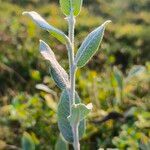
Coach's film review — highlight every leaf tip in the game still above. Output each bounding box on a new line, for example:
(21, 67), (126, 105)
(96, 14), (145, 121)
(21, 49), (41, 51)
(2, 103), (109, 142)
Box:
(87, 103), (93, 110)
(39, 39), (44, 44)
(22, 11), (32, 16)
(22, 11), (27, 15)
(22, 11), (36, 15)
(39, 40), (51, 60)
(39, 40), (48, 52)
(102, 20), (112, 27)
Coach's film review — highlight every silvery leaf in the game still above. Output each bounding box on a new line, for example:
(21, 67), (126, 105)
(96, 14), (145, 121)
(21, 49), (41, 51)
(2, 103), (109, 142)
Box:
(55, 134), (69, 150)
(68, 103), (93, 126)
(39, 40), (69, 89)
(75, 20), (111, 68)
(23, 11), (68, 43)
(57, 89), (85, 143)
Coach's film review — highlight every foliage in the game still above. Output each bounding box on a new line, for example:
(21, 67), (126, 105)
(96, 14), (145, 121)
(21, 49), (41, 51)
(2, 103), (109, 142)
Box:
(57, 89), (85, 143)
(0, 0), (150, 149)
(55, 134), (68, 150)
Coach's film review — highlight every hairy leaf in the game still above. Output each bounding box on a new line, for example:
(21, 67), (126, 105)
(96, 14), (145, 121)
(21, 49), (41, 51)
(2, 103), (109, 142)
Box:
(39, 40), (69, 89)
(55, 134), (69, 150)
(35, 84), (56, 95)
(75, 20), (111, 68)
(59, 0), (83, 16)
(22, 132), (35, 150)
(57, 89), (85, 143)
(22, 11), (67, 43)
(68, 103), (92, 126)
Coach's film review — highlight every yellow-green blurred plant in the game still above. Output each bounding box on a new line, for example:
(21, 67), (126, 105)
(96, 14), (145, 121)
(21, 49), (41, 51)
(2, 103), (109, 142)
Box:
(113, 65), (145, 105)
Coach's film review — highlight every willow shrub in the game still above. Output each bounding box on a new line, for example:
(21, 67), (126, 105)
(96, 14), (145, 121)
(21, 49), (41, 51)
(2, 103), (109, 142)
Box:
(22, 0), (111, 149)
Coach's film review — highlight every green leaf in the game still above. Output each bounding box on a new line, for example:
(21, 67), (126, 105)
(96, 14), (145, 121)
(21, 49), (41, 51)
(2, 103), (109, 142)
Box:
(59, 0), (70, 16)
(127, 65), (145, 80)
(73, 0), (83, 16)
(39, 40), (69, 89)
(35, 84), (56, 95)
(75, 20), (111, 68)
(113, 67), (124, 90)
(22, 132), (35, 150)
(57, 89), (85, 143)
(55, 134), (69, 150)
(59, 0), (83, 16)
(68, 103), (92, 126)
(22, 11), (68, 43)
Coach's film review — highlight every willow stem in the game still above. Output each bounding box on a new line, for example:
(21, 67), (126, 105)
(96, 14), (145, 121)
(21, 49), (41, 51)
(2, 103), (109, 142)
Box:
(72, 122), (80, 150)
(68, 13), (76, 106)
(67, 7), (80, 150)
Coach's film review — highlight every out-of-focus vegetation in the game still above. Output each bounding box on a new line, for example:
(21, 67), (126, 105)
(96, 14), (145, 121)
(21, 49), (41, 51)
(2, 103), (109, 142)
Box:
(0, 0), (149, 149)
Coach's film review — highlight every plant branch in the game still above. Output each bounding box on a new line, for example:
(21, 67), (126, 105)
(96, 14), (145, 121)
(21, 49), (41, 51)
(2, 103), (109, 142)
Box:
(67, 5), (80, 150)
(67, 10), (76, 106)
(72, 122), (80, 150)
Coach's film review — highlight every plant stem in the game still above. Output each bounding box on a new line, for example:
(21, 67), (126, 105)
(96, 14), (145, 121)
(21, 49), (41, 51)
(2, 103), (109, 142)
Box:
(68, 13), (76, 106)
(72, 122), (80, 150)
(67, 7), (80, 150)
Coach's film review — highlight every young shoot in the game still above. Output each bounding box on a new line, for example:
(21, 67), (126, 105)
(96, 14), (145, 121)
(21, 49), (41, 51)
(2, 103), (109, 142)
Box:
(23, 0), (111, 149)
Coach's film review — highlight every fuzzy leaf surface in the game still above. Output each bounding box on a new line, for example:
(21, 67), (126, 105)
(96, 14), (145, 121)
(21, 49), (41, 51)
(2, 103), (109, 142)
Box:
(57, 89), (85, 143)
(75, 20), (111, 68)
(59, 0), (83, 16)
(55, 134), (69, 150)
(39, 40), (69, 89)
(68, 103), (92, 126)
(23, 11), (67, 43)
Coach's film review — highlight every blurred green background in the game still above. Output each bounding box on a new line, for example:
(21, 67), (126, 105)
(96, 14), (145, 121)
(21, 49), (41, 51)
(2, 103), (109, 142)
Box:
(0, 0), (150, 149)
